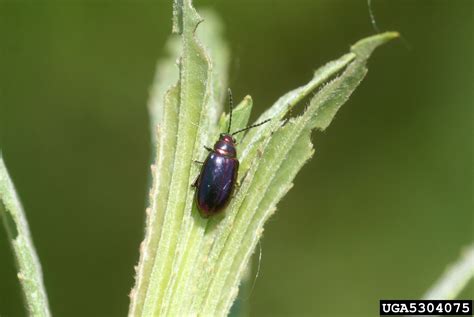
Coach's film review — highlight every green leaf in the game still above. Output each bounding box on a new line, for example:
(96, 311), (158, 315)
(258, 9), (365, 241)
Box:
(0, 155), (51, 317)
(128, 0), (229, 315)
(200, 31), (399, 315)
(128, 0), (398, 314)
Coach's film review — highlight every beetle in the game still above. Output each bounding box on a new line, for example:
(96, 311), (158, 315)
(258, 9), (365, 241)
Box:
(193, 89), (270, 217)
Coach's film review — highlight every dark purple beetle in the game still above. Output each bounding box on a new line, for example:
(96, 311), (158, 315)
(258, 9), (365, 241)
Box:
(193, 90), (270, 217)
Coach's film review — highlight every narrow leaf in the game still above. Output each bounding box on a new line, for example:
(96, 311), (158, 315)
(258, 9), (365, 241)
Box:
(129, 1), (229, 316)
(197, 32), (399, 316)
(424, 243), (474, 300)
(0, 155), (51, 317)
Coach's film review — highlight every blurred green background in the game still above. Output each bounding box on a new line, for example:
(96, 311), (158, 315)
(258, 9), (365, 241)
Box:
(0, 0), (472, 316)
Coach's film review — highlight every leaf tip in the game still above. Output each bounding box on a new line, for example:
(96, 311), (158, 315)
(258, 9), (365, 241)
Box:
(243, 95), (253, 104)
(172, 0), (204, 35)
(351, 31), (399, 59)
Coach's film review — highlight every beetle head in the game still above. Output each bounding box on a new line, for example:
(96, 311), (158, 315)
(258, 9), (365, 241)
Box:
(219, 133), (236, 144)
(214, 133), (237, 157)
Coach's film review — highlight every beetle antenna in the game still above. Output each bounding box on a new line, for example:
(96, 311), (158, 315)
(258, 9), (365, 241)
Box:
(231, 118), (271, 136)
(227, 88), (233, 134)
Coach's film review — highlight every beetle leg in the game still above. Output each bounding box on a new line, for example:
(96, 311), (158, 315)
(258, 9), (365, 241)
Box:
(231, 185), (240, 198)
(194, 160), (204, 164)
(191, 175), (199, 188)
(232, 170), (248, 196)
(204, 146), (213, 152)
(282, 105), (293, 126)
(239, 169), (249, 186)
